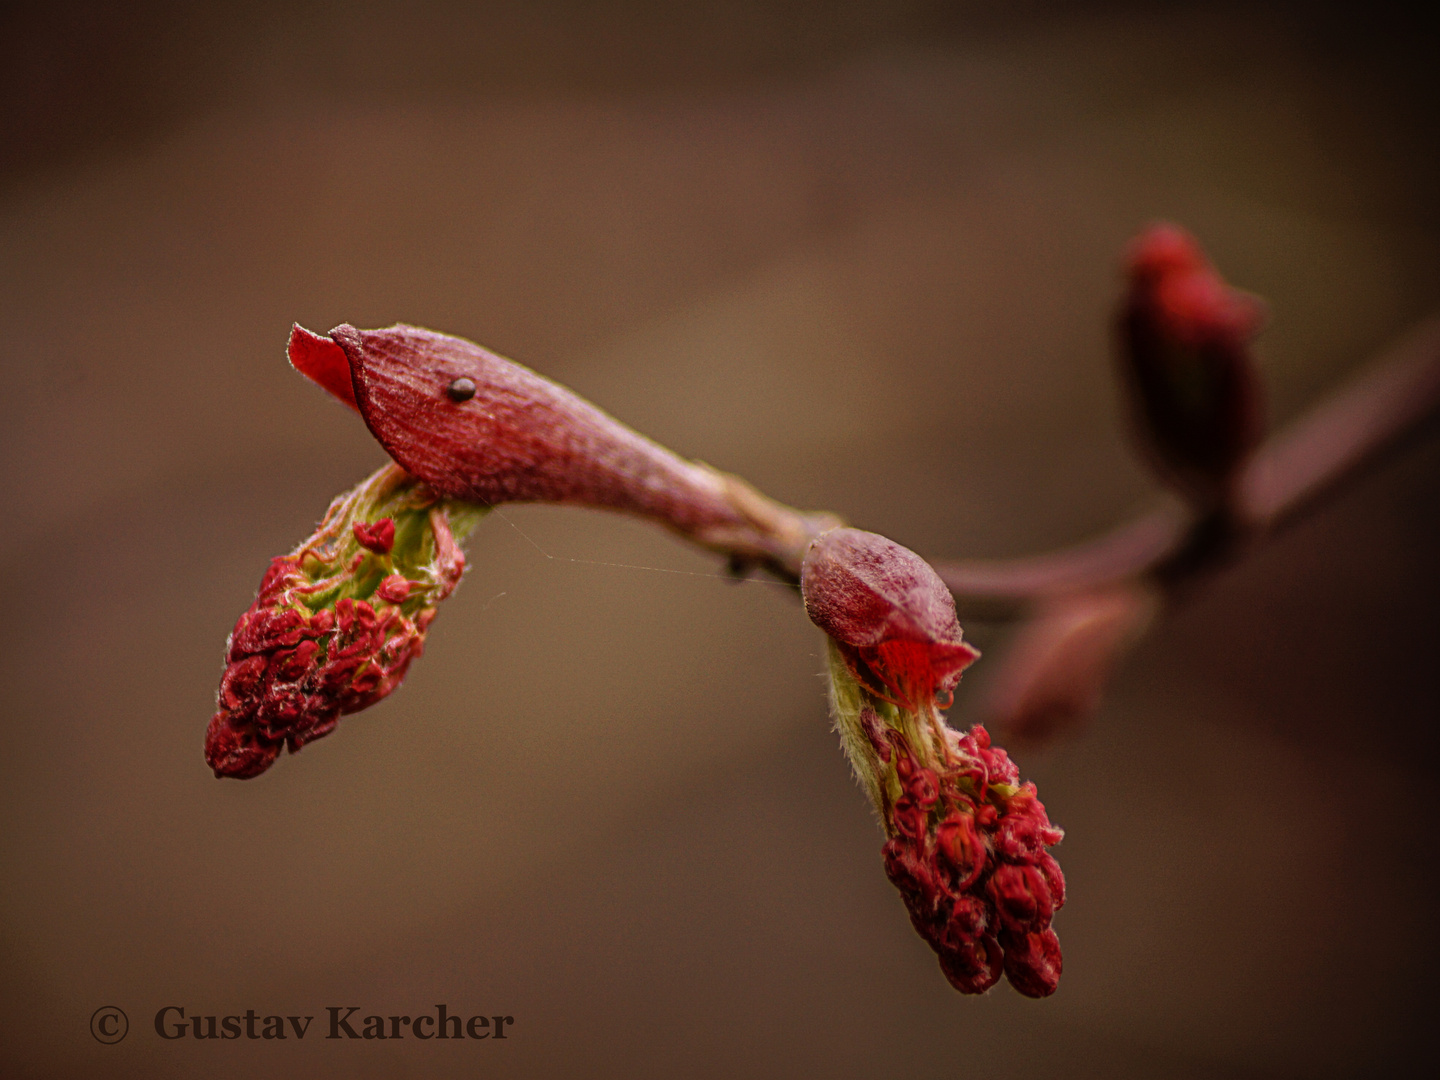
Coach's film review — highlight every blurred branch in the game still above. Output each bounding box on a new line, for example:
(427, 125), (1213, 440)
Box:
(1239, 315), (1440, 532)
(933, 313), (1440, 615)
(237, 261), (1440, 765)
(934, 510), (1182, 621)
(929, 311), (1440, 741)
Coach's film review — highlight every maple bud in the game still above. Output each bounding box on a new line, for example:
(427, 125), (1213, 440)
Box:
(802, 528), (1065, 997)
(289, 323), (838, 578)
(205, 464), (487, 779)
(801, 528), (979, 712)
(1117, 222), (1267, 510)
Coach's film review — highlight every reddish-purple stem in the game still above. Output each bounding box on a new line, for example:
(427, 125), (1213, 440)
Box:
(933, 314), (1440, 613)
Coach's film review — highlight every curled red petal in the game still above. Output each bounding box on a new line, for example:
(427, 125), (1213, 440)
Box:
(934, 811), (986, 891)
(229, 607), (306, 658)
(891, 797), (929, 841)
(1035, 850), (1066, 911)
(218, 654), (267, 714)
(943, 894), (993, 945)
(994, 784), (1064, 860)
(988, 863), (1055, 934)
(353, 518), (396, 554)
(375, 573), (413, 604)
(903, 765), (940, 808)
(882, 837), (938, 908)
(270, 639), (319, 681)
(205, 710), (282, 779)
(938, 934), (1004, 995)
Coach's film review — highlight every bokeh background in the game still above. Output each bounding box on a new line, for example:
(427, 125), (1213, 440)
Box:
(3, 2), (1437, 1076)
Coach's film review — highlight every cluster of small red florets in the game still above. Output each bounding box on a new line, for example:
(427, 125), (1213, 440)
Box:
(204, 515), (460, 779)
(865, 710), (1065, 997)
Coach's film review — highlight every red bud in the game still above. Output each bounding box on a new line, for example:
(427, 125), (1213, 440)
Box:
(290, 323), (838, 577)
(1118, 223), (1267, 508)
(802, 528), (979, 710)
(999, 927), (1063, 999)
(352, 518), (396, 554)
(326, 323), (749, 530)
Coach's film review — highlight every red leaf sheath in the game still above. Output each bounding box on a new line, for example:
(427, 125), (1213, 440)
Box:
(289, 323), (841, 578)
(326, 323), (751, 533)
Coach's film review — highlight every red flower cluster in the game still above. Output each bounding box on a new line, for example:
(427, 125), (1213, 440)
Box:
(803, 527), (1064, 997)
(205, 483), (470, 779)
(868, 713), (1065, 997)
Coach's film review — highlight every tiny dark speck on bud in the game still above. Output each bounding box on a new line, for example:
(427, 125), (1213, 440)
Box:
(447, 376), (477, 402)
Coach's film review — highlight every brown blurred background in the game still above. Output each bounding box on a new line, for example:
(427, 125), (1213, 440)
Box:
(2, 1), (1438, 1076)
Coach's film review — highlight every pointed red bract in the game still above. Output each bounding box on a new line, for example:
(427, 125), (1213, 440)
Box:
(286, 323), (842, 579)
(288, 324), (358, 411)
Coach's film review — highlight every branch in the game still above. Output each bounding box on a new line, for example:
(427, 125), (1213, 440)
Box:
(219, 298), (1440, 775)
(932, 313), (1440, 612)
(293, 323), (842, 584)
(936, 311), (1440, 743)
(1239, 315), (1440, 532)
(933, 510), (1182, 620)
